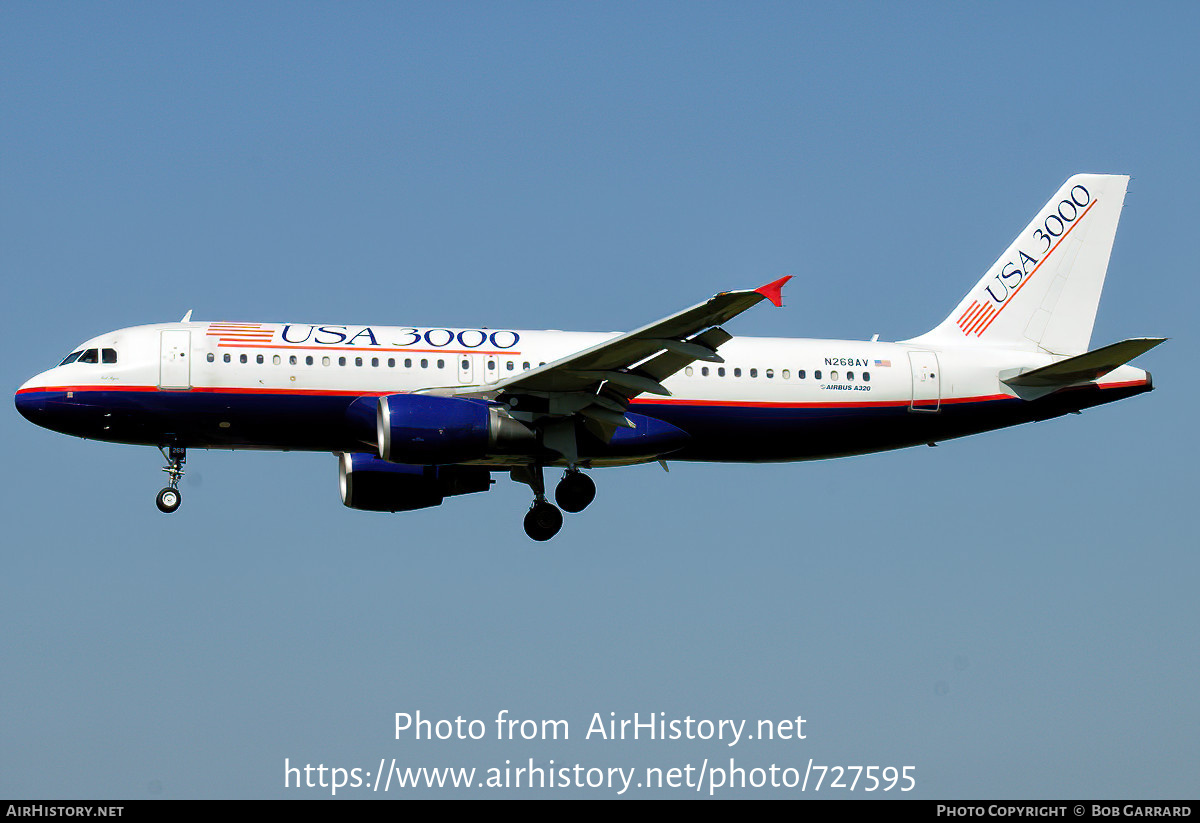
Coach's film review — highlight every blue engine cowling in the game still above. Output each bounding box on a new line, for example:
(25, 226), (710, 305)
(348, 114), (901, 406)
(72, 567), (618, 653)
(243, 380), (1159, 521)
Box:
(375, 394), (535, 464)
(339, 453), (492, 512)
(354, 392), (689, 464)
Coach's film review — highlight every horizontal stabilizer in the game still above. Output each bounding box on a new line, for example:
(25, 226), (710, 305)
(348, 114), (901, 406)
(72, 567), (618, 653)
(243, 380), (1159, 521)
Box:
(1001, 337), (1164, 397)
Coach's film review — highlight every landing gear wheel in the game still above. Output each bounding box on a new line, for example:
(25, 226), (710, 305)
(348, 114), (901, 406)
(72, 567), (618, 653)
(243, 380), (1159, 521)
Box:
(523, 501), (563, 541)
(157, 446), (187, 512)
(156, 487), (182, 513)
(555, 471), (596, 513)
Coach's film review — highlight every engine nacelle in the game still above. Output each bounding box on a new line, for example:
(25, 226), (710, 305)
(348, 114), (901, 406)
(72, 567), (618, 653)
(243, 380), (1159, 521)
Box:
(376, 393), (534, 464)
(339, 453), (492, 512)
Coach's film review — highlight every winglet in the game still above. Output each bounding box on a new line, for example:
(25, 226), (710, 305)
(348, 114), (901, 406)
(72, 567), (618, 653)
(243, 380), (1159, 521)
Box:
(755, 276), (792, 308)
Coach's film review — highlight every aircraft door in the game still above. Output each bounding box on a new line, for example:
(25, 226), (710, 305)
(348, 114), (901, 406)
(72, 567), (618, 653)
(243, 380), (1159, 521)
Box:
(159, 330), (192, 390)
(458, 354), (474, 385)
(908, 351), (940, 412)
(483, 354), (500, 384)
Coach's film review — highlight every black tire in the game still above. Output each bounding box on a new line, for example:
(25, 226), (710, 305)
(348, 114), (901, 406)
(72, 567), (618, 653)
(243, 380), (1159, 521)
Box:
(156, 487), (182, 513)
(523, 502), (563, 541)
(555, 472), (596, 513)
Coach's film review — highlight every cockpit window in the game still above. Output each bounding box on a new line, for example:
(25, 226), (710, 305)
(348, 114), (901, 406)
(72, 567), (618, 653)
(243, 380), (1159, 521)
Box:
(102, 348), (117, 364)
(78, 349), (99, 364)
(58, 350), (83, 366)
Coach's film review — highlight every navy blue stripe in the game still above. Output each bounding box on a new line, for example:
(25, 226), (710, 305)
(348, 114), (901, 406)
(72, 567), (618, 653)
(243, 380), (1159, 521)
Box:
(14, 382), (1151, 460)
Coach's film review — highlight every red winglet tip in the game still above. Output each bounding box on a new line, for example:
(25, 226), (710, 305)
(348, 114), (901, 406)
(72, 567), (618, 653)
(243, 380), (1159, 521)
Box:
(755, 275), (792, 307)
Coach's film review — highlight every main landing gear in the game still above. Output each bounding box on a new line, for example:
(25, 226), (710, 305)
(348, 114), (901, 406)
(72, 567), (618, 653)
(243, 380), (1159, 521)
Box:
(524, 500), (563, 542)
(554, 469), (596, 513)
(515, 466), (597, 541)
(156, 446), (186, 513)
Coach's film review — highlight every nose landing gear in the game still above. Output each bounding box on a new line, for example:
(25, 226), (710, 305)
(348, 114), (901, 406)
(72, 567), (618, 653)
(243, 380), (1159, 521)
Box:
(156, 487), (181, 513)
(156, 446), (186, 513)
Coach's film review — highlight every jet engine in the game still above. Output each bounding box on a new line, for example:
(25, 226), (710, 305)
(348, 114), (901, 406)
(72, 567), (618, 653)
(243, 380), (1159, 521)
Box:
(376, 393), (535, 464)
(338, 452), (492, 512)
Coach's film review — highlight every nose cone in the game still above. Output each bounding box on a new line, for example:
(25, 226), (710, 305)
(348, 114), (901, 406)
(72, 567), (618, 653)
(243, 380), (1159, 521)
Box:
(15, 377), (48, 426)
(15, 371), (63, 429)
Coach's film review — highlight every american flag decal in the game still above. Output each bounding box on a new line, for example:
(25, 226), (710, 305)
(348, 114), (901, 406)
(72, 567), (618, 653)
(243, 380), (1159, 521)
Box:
(874, 359), (891, 367)
(207, 322), (275, 346)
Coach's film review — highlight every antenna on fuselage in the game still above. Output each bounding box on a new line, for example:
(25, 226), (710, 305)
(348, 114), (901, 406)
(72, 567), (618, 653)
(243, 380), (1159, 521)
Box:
(180, 310), (193, 323)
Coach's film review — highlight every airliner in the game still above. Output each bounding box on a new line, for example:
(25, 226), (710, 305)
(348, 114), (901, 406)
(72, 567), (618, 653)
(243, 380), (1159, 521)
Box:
(15, 174), (1162, 540)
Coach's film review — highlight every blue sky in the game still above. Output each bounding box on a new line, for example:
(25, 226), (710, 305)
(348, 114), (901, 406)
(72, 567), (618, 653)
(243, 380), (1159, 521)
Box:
(2, 2), (1196, 798)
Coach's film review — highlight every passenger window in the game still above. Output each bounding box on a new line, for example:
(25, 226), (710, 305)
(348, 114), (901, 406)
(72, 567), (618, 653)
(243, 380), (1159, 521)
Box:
(733, 368), (741, 377)
(102, 348), (117, 364)
(322, 356), (331, 366)
(701, 367), (709, 376)
(766, 369), (774, 378)
(420, 359), (428, 368)
(506, 361), (514, 371)
(685, 366), (694, 376)
(830, 370), (838, 380)
(847, 371), (854, 380)
(437, 359), (445, 369)
(461, 358), (469, 370)
(863, 372), (870, 382)
(387, 358), (395, 368)
(240, 354), (248, 364)
(404, 358), (412, 368)
(355, 357), (363, 367)
(338, 357), (346, 366)
(306, 356), (314, 366)
(207, 353), (215, 363)
(798, 369), (806, 379)
(718, 367), (726, 377)
(257, 354), (264, 364)
(750, 368), (758, 378)
(782, 369), (790, 379)
(487, 360), (495, 371)
(79, 349), (99, 364)
(815, 370), (822, 380)
(224, 353), (231, 363)
(371, 358), (379, 367)
(523, 362), (530, 370)
(290, 355), (297, 365)
(273, 355), (281, 365)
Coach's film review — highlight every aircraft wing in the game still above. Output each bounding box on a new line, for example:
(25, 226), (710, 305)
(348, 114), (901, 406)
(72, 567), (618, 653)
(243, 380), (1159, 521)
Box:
(455, 276), (792, 429)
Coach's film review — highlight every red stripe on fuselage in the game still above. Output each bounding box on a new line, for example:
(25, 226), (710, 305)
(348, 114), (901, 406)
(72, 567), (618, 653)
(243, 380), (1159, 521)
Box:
(16, 380), (1149, 404)
(630, 393), (1014, 409)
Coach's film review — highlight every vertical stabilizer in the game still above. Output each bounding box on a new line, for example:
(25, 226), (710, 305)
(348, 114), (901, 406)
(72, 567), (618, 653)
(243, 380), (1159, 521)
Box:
(908, 174), (1129, 355)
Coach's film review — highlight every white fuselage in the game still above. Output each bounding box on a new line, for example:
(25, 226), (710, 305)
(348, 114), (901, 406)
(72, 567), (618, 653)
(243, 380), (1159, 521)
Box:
(16, 320), (1151, 464)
